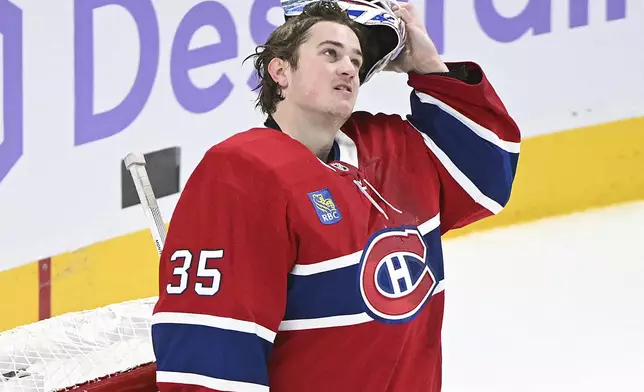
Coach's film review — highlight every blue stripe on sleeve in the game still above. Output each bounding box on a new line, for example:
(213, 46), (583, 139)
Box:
(407, 93), (518, 207)
(152, 322), (271, 386)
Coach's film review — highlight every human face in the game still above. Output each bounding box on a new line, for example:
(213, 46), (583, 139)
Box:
(286, 21), (363, 121)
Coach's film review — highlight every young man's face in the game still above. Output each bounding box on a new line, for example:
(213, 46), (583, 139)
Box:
(286, 21), (363, 121)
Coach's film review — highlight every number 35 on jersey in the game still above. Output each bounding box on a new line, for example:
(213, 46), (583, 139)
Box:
(166, 249), (223, 296)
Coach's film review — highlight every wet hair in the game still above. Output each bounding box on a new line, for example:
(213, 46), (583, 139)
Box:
(244, 1), (368, 115)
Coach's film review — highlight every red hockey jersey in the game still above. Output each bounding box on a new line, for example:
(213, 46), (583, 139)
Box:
(151, 62), (521, 392)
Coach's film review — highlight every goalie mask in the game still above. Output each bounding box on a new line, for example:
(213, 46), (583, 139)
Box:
(281, 0), (406, 84)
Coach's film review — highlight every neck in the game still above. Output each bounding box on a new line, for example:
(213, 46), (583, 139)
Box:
(272, 104), (343, 162)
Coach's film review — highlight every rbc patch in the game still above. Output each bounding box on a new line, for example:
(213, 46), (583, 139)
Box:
(307, 188), (342, 225)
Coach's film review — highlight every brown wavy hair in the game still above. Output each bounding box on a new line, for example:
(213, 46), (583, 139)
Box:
(244, 2), (370, 115)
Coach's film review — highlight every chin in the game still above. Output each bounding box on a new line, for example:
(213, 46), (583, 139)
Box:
(328, 102), (355, 119)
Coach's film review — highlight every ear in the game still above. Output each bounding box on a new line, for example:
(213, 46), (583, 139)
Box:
(267, 57), (289, 89)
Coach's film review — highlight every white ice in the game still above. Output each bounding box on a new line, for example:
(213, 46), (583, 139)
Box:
(441, 200), (644, 392)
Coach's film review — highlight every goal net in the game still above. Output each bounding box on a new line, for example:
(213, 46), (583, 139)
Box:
(0, 297), (159, 392)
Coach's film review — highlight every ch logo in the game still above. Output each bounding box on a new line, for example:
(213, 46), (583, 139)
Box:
(0, 0), (23, 184)
(358, 227), (437, 324)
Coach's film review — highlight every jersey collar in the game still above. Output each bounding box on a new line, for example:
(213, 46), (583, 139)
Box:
(264, 116), (340, 162)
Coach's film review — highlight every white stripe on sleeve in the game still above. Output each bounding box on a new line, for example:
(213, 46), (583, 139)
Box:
(157, 371), (269, 392)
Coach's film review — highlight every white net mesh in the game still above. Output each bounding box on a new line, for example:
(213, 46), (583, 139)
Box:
(0, 297), (158, 392)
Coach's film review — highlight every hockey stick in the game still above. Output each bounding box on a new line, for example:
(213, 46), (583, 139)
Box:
(123, 152), (167, 256)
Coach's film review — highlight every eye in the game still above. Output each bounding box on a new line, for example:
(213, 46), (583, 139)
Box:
(352, 58), (363, 68)
(323, 48), (337, 58)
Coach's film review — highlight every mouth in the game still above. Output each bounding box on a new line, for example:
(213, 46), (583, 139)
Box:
(333, 84), (353, 93)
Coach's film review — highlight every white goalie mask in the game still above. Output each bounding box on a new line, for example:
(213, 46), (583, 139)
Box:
(281, 0), (406, 84)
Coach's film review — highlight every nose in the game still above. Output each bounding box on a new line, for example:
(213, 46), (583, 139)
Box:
(336, 55), (357, 79)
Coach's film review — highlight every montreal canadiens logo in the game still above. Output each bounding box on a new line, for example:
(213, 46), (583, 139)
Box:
(358, 227), (437, 324)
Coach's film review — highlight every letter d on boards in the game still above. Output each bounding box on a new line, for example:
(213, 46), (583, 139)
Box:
(74, 0), (159, 146)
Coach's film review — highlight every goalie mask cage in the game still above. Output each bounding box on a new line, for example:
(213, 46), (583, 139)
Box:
(0, 297), (159, 392)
